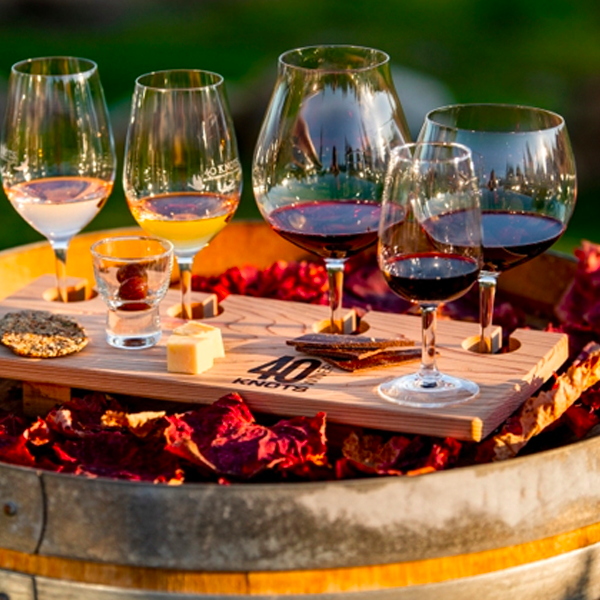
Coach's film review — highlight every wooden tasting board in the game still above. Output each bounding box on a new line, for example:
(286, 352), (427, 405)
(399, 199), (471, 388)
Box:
(0, 275), (569, 442)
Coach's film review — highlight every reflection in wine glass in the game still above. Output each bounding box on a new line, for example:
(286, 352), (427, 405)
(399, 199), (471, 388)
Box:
(377, 142), (482, 407)
(0, 57), (116, 302)
(418, 104), (577, 352)
(253, 45), (411, 333)
(123, 69), (242, 320)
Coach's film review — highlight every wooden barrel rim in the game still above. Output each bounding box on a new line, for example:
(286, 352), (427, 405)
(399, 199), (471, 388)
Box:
(1, 518), (600, 595)
(0, 223), (589, 599)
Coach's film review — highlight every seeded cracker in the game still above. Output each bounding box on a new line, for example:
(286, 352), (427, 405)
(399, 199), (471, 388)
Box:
(0, 310), (88, 358)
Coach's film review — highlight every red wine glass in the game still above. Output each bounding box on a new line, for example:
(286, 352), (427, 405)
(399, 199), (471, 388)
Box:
(377, 142), (482, 407)
(418, 104), (577, 352)
(252, 45), (411, 333)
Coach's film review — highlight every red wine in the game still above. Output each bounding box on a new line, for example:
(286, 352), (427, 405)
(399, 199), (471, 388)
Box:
(268, 201), (380, 259)
(383, 253), (479, 303)
(482, 211), (565, 272)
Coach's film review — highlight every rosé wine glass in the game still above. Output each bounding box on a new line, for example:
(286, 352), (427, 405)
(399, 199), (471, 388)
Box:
(252, 45), (410, 333)
(123, 69), (242, 320)
(419, 104), (577, 352)
(378, 142), (482, 407)
(0, 57), (116, 302)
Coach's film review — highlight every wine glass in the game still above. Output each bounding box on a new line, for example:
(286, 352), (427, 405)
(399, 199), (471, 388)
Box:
(123, 69), (242, 320)
(252, 45), (411, 333)
(377, 142), (482, 407)
(0, 57), (116, 302)
(418, 104), (577, 352)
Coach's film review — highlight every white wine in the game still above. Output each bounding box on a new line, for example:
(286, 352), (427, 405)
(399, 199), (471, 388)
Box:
(128, 192), (239, 256)
(5, 176), (112, 241)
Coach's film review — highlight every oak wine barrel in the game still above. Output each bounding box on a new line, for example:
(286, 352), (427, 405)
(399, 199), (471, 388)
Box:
(1, 221), (596, 600)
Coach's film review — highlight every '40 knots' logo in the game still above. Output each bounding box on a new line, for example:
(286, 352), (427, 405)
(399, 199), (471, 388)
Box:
(232, 356), (333, 393)
(190, 158), (242, 194)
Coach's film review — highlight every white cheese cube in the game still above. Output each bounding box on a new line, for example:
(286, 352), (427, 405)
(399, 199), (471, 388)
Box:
(172, 322), (225, 358)
(167, 335), (215, 375)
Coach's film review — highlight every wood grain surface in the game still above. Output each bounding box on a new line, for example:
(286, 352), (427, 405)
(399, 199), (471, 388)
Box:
(0, 275), (568, 441)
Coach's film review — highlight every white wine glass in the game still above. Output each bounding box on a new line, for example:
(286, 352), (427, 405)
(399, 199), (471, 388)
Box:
(378, 142), (482, 407)
(123, 69), (242, 320)
(0, 56), (116, 302)
(253, 45), (411, 333)
(419, 104), (577, 352)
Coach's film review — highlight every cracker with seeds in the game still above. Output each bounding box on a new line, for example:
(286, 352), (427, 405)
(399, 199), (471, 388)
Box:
(0, 310), (88, 358)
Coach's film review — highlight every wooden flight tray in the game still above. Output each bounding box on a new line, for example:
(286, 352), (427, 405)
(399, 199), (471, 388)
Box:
(0, 275), (569, 442)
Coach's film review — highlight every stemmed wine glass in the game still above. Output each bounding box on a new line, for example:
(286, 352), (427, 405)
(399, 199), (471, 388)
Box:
(0, 57), (116, 302)
(418, 104), (577, 352)
(123, 69), (242, 320)
(252, 45), (411, 333)
(378, 142), (482, 407)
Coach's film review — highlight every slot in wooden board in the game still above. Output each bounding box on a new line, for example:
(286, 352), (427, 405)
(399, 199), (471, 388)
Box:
(0, 275), (569, 441)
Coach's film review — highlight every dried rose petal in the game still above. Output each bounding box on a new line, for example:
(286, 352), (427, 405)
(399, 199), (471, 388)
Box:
(563, 404), (599, 438)
(556, 240), (600, 333)
(0, 435), (37, 468)
(102, 410), (167, 439)
(164, 393), (327, 479)
(24, 418), (53, 446)
(341, 431), (411, 475)
(53, 431), (184, 484)
(46, 393), (123, 438)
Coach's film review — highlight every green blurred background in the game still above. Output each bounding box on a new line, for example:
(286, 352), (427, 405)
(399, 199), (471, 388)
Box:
(0, 0), (598, 254)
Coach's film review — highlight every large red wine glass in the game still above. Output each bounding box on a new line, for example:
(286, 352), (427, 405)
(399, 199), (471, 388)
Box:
(0, 57), (116, 302)
(378, 142), (482, 407)
(252, 45), (411, 333)
(418, 104), (577, 352)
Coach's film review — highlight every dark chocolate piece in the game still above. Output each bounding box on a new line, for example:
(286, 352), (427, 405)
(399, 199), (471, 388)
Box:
(287, 333), (414, 352)
(321, 348), (422, 371)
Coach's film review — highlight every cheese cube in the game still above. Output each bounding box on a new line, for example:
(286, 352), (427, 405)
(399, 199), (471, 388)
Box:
(172, 322), (225, 358)
(167, 335), (214, 375)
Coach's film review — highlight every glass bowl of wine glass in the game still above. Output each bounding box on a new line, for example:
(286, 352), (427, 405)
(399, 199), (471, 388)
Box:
(0, 56), (116, 303)
(123, 69), (242, 320)
(252, 45), (411, 333)
(418, 104), (577, 352)
(377, 142), (482, 407)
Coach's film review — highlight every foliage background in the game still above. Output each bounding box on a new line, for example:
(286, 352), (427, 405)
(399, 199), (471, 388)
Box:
(0, 0), (598, 254)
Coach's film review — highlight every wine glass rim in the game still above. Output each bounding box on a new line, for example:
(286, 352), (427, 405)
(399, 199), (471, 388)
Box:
(135, 69), (224, 91)
(392, 141), (473, 163)
(423, 103), (565, 133)
(11, 56), (98, 78)
(279, 44), (390, 72)
(91, 235), (174, 261)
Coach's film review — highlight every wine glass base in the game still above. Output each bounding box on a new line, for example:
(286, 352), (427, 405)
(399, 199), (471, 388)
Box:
(378, 373), (479, 408)
(106, 331), (162, 350)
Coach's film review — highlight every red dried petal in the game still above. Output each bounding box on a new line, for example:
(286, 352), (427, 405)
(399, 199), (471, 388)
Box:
(46, 393), (123, 438)
(53, 431), (184, 483)
(0, 435), (37, 468)
(164, 393), (327, 480)
(24, 418), (53, 446)
(421, 437), (462, 471)
(556, 240), (600, 332)
(564, 404), (599, 439)
(341, 431), (414, 476)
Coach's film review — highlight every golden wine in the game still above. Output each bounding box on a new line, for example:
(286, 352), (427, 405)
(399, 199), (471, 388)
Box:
(129, 192), (239, 255)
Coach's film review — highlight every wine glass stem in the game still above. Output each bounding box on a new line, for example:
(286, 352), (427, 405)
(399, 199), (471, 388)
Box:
(417, 304), (441, 387)
(50, 240), (70, 303)
(324, 258), (345, 334)
(479, 270), (499, 353)
(177, 256), (194, 320)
